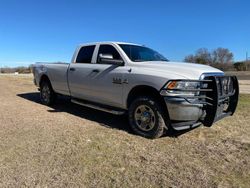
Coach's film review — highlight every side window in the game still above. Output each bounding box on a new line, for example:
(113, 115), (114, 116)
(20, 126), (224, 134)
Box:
(97, 45), (121, 63)
(75, 45), (95, 63)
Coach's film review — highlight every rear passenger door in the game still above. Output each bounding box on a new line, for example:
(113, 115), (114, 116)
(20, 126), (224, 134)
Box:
(68, 45), (97, 100)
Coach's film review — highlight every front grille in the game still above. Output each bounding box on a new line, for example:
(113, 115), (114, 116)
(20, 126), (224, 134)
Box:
(201, 74), (239, 126)
(202, 75), (236, 102)
(215, 76), (234, 98)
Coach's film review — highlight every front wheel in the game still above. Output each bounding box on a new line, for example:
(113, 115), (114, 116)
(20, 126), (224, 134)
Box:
(40, 81), (56, 106)
(128, 97), (167, 138)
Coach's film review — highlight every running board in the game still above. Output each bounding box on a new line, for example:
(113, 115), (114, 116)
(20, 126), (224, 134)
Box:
(71, 99), (126, 115)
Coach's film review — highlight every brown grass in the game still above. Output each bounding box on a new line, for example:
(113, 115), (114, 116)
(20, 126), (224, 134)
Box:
(0, 75), (250, 187)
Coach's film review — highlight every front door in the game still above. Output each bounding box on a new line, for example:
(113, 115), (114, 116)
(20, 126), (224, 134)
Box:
(87, 44), (128, 108)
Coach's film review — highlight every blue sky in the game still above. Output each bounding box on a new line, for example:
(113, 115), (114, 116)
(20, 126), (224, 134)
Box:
(0, 0), (249, 67)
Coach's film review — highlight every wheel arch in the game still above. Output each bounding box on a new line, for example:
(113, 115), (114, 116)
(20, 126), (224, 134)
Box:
(127, 85), (165, 109)
(39, 74), (52, 88)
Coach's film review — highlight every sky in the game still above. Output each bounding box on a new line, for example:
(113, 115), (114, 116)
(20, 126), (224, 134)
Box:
(0, 0), (250, 67)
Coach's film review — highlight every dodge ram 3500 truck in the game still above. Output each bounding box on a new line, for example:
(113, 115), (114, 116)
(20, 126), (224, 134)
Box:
(33, 42), (239, 138)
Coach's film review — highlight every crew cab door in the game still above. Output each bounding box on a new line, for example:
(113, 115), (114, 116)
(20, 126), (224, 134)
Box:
(87, 44), (128, 108)
(67, 45), (97, 100)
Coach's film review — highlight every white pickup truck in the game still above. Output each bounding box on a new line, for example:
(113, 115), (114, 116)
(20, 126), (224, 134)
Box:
(33, 42), (239, 138)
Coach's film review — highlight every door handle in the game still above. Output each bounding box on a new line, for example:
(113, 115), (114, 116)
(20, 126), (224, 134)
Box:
(92, 69), (100, 73)
(69, 68), (75, 71)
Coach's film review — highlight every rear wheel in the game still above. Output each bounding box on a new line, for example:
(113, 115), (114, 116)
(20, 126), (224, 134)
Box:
(40, 81), (56, 106)
(128, 97), (167, 138)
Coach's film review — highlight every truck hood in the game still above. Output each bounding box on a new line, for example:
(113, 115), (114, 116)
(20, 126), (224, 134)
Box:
(130, 61), (224, 79)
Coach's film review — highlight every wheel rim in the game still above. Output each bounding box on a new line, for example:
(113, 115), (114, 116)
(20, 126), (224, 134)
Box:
(134, 105), (156, 131)
(41, 84), (50, 103)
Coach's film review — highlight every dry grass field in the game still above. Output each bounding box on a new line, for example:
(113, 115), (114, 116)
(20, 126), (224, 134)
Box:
(0, 74), (250, 187)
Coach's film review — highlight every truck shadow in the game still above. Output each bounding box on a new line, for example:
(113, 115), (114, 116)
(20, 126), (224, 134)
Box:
(17, 92), (197, 138)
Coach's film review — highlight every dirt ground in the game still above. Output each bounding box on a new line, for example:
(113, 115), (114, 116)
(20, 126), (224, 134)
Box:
(0, 74), (250, 187)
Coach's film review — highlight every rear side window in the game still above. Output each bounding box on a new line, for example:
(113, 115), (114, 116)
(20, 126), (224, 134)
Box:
(97, 45), (121, 63)
(76, 45), (95, 63)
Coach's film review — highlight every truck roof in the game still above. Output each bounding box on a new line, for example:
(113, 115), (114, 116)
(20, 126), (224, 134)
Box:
(78, 41), (142, 47)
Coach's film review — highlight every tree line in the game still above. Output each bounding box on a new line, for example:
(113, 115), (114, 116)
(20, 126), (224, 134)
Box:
(184, 47), (250, 71)
(0, 66), (33, 74)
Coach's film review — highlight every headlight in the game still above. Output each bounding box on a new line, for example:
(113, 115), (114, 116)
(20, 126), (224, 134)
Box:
(160, 80), (201, 96)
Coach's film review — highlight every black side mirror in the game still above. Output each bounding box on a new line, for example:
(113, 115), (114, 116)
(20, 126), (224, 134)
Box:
(99, 54), (124, 66)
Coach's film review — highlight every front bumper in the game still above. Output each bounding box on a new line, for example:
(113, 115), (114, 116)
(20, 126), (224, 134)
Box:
(162, 75), (239, 130)
(164, 97), (204, 130)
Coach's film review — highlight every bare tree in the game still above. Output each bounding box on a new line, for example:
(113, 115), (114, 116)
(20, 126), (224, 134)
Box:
(184, 47), (233, 65)
(184, 54), (196, 63)
(196, 48), (212, 64)
(184, 48), (211, 64)
(212, 48), (233, 64)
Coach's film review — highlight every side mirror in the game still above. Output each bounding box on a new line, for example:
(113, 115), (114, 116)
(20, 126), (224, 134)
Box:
(99, 54), (124, 66)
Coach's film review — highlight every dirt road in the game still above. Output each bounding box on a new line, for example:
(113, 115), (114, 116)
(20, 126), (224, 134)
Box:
(239, 80), (250, 94)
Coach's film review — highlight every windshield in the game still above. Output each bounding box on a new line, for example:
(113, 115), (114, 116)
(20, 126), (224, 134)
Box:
(119, 44), (169, 62)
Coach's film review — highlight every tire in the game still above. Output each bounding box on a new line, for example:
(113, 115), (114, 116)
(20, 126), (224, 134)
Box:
(128, 96), (167, 139)
(40, 80), (56, 106)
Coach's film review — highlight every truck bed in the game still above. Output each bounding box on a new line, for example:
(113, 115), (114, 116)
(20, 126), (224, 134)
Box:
(33, 62), (71, 96)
